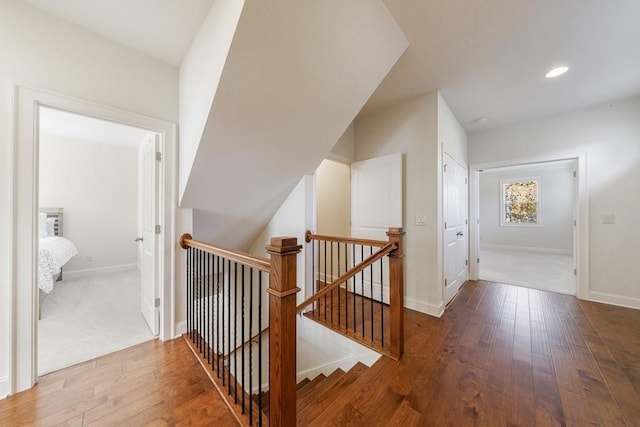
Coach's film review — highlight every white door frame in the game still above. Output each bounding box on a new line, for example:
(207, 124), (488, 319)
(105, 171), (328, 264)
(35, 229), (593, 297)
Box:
(10, 85), (178, 394)
(469, 151), (589, 299)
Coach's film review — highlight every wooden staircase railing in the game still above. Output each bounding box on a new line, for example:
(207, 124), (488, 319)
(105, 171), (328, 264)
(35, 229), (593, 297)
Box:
(180, 228), (404, 426)
(180, 234), (300, 427)
(300, 227), (405, 360)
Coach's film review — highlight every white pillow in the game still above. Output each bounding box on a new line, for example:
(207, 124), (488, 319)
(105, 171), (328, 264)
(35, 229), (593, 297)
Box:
(46, 217), (56, 236)
(38, 213), (47, 238)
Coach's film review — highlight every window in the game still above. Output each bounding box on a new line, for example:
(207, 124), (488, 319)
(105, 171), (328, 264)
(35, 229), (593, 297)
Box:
(500, 177), (541, 226)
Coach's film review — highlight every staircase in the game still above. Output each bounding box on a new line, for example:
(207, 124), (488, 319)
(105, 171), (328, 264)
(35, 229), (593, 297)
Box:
(253, 362), (371, 425)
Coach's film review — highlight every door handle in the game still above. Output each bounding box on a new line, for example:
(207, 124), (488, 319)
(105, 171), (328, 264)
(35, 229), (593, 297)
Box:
(135, 237), (144, 242)
(456, 232), (464, 237)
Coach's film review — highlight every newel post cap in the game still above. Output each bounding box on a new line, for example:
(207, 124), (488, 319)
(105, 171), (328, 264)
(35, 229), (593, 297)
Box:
(266, 236), (302, 255)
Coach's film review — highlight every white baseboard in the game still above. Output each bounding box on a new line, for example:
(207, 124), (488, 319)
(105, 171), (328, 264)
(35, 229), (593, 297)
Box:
(174, 320), (187, 337)
(405, 297), (444, 318)
(0, 376), (9, 400)
(588, 291), (640, 311)
(480, 243), (572, 256)
(63, 263), (138, 279)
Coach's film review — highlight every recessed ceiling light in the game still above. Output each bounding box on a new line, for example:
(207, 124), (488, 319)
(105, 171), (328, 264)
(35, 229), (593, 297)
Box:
(545, 66), (569, 78)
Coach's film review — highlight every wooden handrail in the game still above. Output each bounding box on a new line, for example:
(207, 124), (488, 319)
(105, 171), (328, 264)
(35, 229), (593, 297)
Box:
(305, 230), (388, 248)
(180, 234), (271, 272)
(296, 242), (396, 313)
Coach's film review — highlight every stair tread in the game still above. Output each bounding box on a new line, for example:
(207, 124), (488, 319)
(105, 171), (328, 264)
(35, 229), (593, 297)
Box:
(297, 368), (346, 412)
(297, 378), (311, 390)
(296, 373), (327, 399)
(297, 363), (368, 425)
(306, 359), (389, 427)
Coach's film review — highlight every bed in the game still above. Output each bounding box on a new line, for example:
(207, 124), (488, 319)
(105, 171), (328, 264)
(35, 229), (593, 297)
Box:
(38, 208), (78, 316)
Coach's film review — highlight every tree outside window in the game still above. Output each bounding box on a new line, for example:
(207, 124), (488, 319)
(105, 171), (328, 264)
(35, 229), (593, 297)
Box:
(500, 177), (541, 226)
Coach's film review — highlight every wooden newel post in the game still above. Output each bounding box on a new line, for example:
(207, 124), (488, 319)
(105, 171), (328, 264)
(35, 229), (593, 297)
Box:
(266, 236), (302, 427)
(387, 227), (405, 359)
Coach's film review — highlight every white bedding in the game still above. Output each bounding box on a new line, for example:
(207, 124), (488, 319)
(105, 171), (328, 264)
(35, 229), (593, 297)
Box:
(38, 236), (79, 293)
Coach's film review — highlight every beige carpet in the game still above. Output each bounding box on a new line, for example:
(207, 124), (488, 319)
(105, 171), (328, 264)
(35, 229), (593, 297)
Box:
(38, 269), (155, 375)
(479, 247), (575, 295)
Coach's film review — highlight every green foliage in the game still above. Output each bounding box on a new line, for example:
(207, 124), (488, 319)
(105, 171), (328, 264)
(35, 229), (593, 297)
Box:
(503, 180), (538, 223)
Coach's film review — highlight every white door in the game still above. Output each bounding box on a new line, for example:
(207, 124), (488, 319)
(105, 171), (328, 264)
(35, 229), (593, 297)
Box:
(351, 153), (402, 302)
(443, 152), (468, 305)
(140, 134), (160, 334)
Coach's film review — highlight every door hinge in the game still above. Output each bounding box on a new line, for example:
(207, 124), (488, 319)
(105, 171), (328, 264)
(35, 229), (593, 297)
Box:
(155, 225), (161, 234)
(573, 171), (577, 178)
(444, 221), (447, 229)
(156, 151), (162, 162)
(444, 279), (448, 287)
(465, 178), (468, 184)
(465, 260), (468, 266)
(477, 257), (480, 263)
(574, 219), (577, 226)
(155, 297), (160, 308)
(573, 269), (577, 276)
(465, 219), (468, 225)
(444, 164), (448, 172)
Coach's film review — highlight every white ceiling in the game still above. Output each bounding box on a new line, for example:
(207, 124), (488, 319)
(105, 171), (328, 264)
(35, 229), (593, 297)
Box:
(39, 107), (152, 148)
(23, 0), (214, 66)
(23, 0), (640, 132)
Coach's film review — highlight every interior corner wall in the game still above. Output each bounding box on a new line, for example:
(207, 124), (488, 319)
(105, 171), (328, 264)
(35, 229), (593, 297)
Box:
(329, 123), (355, 162)
(479, 164), (574, 252)
(39, 134), (139, 272)
(469, 95), (640, 306)
(354, 93), (440, 315)
(0, 1), (178, 398)
(248, 176), (314, 302)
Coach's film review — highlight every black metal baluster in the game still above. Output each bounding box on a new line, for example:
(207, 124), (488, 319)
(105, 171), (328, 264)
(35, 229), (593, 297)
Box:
(200, 249), (204, 353)
(361, 245), (365, 337)
(187, 247), (191, 340)
(206, 252), (210, 363)
(241, 265), (246, 414)
(258, 272), (263, 425)
(249, 268), (254, 426)
(370, 246), (374, 342)
(216, 255), (221, 376)
(380, 257), (384, 347)
(234, 262), (238, 403)
(324, 240), (327, 320)
(352, 243), (356, 333)
(330, 241), (334, 324)
(227, 259), (232, 394)
(311, 237), (315, 314)
(337, 242), (341, 326)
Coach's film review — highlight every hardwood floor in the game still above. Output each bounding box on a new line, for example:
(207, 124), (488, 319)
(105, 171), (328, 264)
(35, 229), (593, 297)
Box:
(306, 280), (640, 426)
(2, 279), (640, 426)
(0, 338), (238, 426)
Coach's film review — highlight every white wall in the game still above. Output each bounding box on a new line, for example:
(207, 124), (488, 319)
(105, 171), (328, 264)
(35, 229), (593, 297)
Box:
(354, 92), (468, 317)
(479, 163), (574, 253)
(249, 176), (314, 302)
(0, 1), (178, 398)
(469, 95), (640, 307)
(39, 134), (139, 272)
(355, 94), (440, 314)
(329, 124), (355, 163)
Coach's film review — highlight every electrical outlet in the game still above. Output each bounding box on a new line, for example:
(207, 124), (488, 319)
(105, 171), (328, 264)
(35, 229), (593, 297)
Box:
(415, 215), (426, 226)
(602, 214), (614, 225)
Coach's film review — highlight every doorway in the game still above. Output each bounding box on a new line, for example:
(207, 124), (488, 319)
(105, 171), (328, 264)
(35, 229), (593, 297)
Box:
(12, 86), (177, 394)
(476, 160), (576, 295)
(469, 153), (589, 299)
(36, 107), (159, 375)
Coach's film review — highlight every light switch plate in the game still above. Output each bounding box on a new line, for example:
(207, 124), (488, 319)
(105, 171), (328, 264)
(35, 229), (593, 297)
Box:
(415, 215), (426, 226)
(603, 214), (614, 224)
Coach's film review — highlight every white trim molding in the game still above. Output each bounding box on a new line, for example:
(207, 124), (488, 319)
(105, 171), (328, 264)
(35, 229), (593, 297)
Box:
(0, 376), (9, 400)
(10, 85), (178, 395)
(174, 320), (187, 338)
(588, 291), (640, 311)
(480, 243), (572, 256)
(405, 297), (444, 318)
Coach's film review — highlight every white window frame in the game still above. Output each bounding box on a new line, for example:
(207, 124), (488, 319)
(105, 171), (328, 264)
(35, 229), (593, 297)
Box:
(499, 176), (542, 227)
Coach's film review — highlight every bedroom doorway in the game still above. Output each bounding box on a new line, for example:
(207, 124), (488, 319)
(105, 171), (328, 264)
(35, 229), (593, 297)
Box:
(36, 107), (160, 375)
(12, 85), (178, 394)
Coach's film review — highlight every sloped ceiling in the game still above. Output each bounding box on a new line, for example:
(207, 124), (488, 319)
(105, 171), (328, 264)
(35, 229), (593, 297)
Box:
(181, 1), (408, 248)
